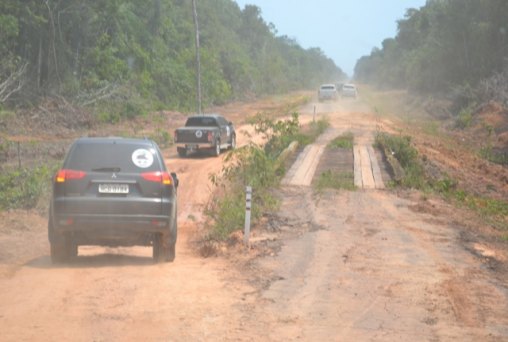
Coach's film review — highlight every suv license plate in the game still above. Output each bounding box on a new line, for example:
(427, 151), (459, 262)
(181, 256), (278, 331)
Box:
(98, 184), (129, 194)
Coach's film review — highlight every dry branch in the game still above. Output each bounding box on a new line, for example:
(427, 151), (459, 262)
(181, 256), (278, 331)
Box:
(0, 63), (28, 103)
(76, 82), (121, 106)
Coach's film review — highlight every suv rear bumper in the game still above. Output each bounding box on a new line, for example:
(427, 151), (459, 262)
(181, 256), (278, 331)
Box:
(52, 213), (175, 246)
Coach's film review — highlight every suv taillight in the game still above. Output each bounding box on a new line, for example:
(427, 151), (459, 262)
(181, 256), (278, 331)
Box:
(141, 171), (172, 185)
(56, 169), (87, 183)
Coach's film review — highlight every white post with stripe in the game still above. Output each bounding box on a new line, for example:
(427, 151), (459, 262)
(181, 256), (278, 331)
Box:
(244, 186), (252, 245)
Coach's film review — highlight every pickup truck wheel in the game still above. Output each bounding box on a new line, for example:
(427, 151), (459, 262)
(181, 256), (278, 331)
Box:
(213, 140), (221, 157)
(177, 147), (187, 158)
(230, 134), (236, 150)
(167, 242), (176, 262)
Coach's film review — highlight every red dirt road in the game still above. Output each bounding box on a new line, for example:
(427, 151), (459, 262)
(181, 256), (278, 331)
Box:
(0, 96), (507, 341)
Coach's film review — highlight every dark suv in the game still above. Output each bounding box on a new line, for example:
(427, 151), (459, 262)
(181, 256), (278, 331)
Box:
(48, 137), (179, 263)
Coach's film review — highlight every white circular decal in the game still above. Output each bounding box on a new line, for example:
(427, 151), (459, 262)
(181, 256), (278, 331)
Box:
(132, 149), (154, 168)
(195, 130), (203, 138)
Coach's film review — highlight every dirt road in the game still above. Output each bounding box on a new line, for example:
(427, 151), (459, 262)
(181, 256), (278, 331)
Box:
(1, 96), (507, 341)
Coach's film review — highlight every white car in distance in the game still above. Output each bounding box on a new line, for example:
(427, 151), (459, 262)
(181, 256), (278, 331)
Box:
(341, 83), (358, 98)
(318, 84), (338, 102)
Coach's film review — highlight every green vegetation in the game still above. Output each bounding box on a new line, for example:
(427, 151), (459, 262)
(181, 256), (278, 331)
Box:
(0, 165), (56, 210)
(479, 146), (508, 166)
(289, 117), (330, 148)
(314, 132), (355, 192)
(315, 171), (355, 192)
(376, 132), (508, 230)
(0, 0), (345, 117)
(455, 107), (474, 129)
(206, 146), (279, 240)
(355, 1), (508, 93)
(355, 0), (508, 115)
(329, 132), (354, 149)
(375, 133), (425, 189)
(206, 113), (324, 240)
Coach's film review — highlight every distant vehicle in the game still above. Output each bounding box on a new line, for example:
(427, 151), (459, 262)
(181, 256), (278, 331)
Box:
(174, 114), (236, 157)
(342, 84), (358, 98)
(318, 84), (338, 102)
(49, 137), (179, 263)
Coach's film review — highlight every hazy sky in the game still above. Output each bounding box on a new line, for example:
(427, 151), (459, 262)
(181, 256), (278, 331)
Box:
(234, 0), (427, 77)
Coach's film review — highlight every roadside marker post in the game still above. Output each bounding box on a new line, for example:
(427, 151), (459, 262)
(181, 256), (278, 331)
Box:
(313, 105), (316, 122)
(244, 186), (252, 246)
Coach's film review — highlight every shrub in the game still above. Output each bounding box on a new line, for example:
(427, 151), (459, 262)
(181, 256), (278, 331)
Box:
(206, 145), (280, 240)
(206, 113), (324, 240)
(0, 165), (55, 210)
(329, 132), (354, 149)
(455, 107), (474, 129)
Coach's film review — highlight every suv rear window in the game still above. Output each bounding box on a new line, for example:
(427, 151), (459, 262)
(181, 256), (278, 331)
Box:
(65, 142), (161, 173)
(320, 85), (336, 90)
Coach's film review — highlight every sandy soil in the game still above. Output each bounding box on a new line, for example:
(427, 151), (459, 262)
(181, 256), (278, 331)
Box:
(0, 95), (507, 341)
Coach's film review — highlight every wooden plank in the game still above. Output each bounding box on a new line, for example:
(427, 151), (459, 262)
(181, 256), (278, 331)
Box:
(368, 146), (385, 189)
(353, 145), (363, 188)
(285, 144), (325, 186)
(359, 146), (376, 189)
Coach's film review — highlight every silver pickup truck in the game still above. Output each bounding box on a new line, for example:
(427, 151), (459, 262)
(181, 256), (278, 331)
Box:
(174, 114), (236, 157)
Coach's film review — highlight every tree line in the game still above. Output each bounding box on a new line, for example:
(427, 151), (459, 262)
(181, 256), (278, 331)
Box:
(0, 0), (345, 114)
(354, 0), (508, 109)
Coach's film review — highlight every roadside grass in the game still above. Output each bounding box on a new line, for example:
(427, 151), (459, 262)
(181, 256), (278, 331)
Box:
(457, 193), (508, 231)
(315, 170), (355, 192)
(375, 132), (508, 231)
(362, 87), (508, 234)
(293, 117), (330, 146)
(375, 132), (426, 189)
(0, 164), (57, 211)
(205, 113), (329, 241)
(480, 146), (508, 166)
(329, 132), (354, 149)
(314, 132), (356, 192)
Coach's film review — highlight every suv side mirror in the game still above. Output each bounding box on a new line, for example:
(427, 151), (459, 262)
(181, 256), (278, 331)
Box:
(171, 172), (179, 188)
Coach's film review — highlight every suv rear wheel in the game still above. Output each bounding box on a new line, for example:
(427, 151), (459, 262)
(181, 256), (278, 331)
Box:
(153, 233), (176, 263)
(49, 214), (76, 263)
